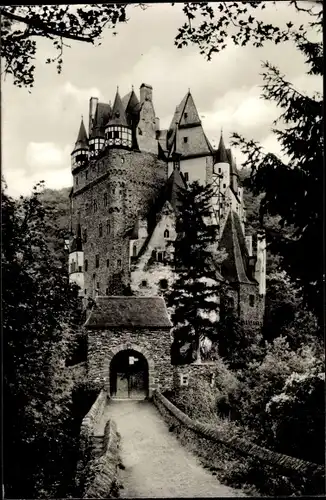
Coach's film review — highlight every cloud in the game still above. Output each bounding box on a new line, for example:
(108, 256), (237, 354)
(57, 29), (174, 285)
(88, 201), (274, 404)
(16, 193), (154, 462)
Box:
(2, 142), (72, 198)
(60, 81), (103, 106)
(26, 142), (71, 172)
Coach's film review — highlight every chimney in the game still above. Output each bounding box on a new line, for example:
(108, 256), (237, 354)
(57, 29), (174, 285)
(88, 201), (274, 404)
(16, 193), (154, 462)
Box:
(89, 97), (98, 136)
(140, 83), (153, 103)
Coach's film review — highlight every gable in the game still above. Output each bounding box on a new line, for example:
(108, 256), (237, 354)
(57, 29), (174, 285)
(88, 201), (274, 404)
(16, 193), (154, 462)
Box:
(178, 93), (201, 127)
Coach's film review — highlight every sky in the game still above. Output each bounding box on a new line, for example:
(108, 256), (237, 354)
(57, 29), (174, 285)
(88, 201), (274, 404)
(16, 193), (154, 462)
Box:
(2, 2), (322, 198)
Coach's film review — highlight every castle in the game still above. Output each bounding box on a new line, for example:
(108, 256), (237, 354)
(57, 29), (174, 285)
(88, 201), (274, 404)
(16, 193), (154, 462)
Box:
(68, 83), (266, 329)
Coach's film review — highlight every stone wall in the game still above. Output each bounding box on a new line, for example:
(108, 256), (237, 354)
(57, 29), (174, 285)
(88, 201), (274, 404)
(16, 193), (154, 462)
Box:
(72, 148), (167, 295)
(239, 283), (265, 326)
(82, 420), (121, 498)
(87, 328), (173, 396)
(79, 389), (107, 459)
(173, 362), (217, 390)
(153, 391), (325, 478)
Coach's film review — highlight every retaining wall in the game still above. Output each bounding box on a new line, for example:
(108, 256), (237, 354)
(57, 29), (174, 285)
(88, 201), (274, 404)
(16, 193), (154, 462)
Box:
(83, 419), (121, 498)
(153, 391), (325, 479)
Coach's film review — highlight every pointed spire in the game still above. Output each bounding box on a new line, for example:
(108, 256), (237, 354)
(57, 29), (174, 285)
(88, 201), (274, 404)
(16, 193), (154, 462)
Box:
(106, 88), (128, 127)
(74, 118), (88, 150)
(217, 130), (228, 163)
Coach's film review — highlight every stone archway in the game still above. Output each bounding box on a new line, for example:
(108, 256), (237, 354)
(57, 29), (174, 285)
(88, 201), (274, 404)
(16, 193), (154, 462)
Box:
(110, 349), (148, 399)
(106, 343), (156, 398)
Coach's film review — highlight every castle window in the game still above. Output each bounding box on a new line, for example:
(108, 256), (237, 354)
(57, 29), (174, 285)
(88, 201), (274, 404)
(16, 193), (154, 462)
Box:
(218, 168), (221, 173)
(106, 288), (109, 295)
(249, 295), (255, 307)
(83, 229), (87, 243)
(85, 259), (88, 271)
(78, 266), (82, 272)
(183, 137), (188, 143)
(133, 244), (137, 257)
(184, 172), (189, 182)
(104, 192), (108, 207)
(117, 259), (122, 267)
(173, 160), (180, 170)
(95, 255), (99, 268)
(99, 223), (103, 237)
(223, 183), (226, 188)
(93, 200), (97, 213)
(106, 220), (110, 234)
(164, 229), (169, 239)
(85, 289), (87, 295)
(106, 258), (109, 268)
(113, 131), (119, 139)
(141, 280), (147, 287)
(159, 279), (168, 290)
(76, 175), (79, 186)
(184, 112), (188, 119)
(157, 251), (164, 263)
(85, 169), (88, 180)
(96, 282), (100, 290)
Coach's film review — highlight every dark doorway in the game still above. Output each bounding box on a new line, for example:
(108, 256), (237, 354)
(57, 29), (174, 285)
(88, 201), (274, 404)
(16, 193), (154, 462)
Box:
(110, 349), (149, 400)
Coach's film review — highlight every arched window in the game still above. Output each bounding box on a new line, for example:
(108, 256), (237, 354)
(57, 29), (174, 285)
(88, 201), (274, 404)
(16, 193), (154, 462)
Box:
(164, 229), (169, 239)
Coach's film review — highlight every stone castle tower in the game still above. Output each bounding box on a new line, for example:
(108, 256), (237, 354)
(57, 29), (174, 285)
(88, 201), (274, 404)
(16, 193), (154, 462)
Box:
(68, 83), (266, 326)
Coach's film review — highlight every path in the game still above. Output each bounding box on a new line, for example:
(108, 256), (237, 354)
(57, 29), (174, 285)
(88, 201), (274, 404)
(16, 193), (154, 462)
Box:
(99, 400), (244, 498)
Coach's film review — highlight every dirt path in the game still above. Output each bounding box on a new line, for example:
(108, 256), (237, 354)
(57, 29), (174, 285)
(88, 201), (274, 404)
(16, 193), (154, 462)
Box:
(101, 400), (244, 498)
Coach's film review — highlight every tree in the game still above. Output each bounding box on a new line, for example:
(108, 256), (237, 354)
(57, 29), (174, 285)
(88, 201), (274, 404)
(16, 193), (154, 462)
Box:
(1, 2), (322, 88)
(2, 179), (82, 498)
(167, 181), (227, 364)
(174, 1), (322, 60)
(231, 15), (323, 324)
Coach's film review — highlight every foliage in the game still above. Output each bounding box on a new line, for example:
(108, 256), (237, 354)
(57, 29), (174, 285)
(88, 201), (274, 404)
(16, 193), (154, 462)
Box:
(2, 2), (322, 88)
(166, 181), (227, 363)
(217, 311), (265, 370)
(174, 1), (323, 60)
(2, 179), (82, 498)
(263, 271), (319, 346)
(0, 4), (128, 87)
(266, 368), (325, 464)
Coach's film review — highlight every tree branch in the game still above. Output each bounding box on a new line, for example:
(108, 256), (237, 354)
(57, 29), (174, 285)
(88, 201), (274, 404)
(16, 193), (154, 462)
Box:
(1, 9), (94, 43)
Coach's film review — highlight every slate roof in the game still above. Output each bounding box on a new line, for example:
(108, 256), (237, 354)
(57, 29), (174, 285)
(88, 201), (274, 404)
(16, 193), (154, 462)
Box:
(166, 91), (212, 156)
(91, 102), (112, 138)
(85, 296), (172, 329)
(106, 90), (128, 127)
(219, 210), (255, 284)
(73, 119), (88, 151)
(122, 89), (140, 115)
(215, 133), (229, 163)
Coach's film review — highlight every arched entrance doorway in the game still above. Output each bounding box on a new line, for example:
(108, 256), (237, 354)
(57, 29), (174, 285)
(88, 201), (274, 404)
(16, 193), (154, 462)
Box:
(110, 349), (149, 400)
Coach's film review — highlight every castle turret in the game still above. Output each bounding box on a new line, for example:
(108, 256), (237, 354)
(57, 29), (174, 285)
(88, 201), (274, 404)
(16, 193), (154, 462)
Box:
(69, 219), (84, 296)
(71, 118), (89, 170)
(212, 132), (230, 225)
(105, 89), (132, 149)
